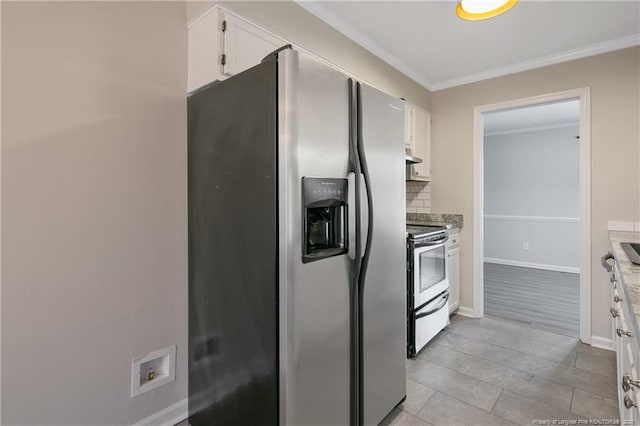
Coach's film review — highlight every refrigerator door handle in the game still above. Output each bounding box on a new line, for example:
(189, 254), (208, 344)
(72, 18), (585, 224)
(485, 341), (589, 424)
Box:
(354, 80), (373, 426)
(359, 172), (369, 259)
(356, 82), (374, 275)
(347, 172), (357, 260)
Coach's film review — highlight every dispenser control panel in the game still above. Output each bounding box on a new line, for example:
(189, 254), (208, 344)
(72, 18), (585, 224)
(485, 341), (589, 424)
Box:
(301, 177), (349, 264)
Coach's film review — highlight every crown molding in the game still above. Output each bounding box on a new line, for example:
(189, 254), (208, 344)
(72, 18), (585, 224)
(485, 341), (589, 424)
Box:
(294, 0), (434, 91)
(431, 33), (640, 91)
(197, 2), (638, 94)
(485, 121), (579, 137)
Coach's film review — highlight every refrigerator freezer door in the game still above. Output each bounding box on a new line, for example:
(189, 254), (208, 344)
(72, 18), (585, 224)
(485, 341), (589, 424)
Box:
(359, 84), (407, 425)
(277, 49), (352, 426)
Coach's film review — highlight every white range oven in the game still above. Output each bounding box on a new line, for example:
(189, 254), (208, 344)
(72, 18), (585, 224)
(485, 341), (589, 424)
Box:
(406, 225), (449, 358)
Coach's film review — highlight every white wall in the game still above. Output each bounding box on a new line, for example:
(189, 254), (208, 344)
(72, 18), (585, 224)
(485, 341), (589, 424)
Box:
(484, 125), (580, 271)
(484, 220), (580, 271)
(2, 3), (188, 424)
(431, 47), (640, 342)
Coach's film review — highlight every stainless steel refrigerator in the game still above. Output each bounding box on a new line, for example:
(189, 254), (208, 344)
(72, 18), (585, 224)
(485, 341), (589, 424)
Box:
(188, 47), (406, 426)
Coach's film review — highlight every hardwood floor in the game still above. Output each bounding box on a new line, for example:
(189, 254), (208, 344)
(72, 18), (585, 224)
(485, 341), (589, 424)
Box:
(383, 315), (618, 426)
(484, 262), (580, 338)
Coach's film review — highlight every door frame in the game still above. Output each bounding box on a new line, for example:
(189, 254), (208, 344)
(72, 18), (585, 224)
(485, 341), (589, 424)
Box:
(472, 87), (591, 344)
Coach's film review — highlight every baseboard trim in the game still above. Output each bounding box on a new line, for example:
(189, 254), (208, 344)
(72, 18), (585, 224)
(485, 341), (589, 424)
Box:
(456, 306), (475, 318)
(133, 398), (187, 426)
(590, 336), (615, 351)
(484, 258), (580, 274)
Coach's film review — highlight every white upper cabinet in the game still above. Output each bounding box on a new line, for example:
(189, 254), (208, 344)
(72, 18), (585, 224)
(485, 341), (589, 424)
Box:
(405, 103), (431, 182)
(187, 7), (285, 93)
(188, 8), (224, 92)
(405, 106), (415, 149)
(222, 14), (284, 77)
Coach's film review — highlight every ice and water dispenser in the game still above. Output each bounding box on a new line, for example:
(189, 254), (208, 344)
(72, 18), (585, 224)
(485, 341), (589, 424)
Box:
(302, 177), (349, 263)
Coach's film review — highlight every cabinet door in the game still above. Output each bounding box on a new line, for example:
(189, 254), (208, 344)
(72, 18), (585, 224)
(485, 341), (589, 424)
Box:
(223, 14), (284, 77)
(413, 107), (431, 180)
(187, 8), (224, 92)
(405, 105), (415, 149)
(621, 343), (632, 423)
(448, 246), (460, 312)
(626, 316), (640, 422)
(614, 287), (625, 415)
(630, 362), (640, 423)
(620, 332), (640, 421)
(407, 105), (431, 181)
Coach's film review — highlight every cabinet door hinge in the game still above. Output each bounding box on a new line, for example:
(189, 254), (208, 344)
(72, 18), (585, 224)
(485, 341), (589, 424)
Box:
(221, 20), (227, 32)
(221, 53), (227, 66)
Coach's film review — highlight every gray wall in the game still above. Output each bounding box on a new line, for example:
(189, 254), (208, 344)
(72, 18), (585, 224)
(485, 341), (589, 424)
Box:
(484, 125), (580, 270)
(2, 2), (188, 424)
(431, 47), (640, 341)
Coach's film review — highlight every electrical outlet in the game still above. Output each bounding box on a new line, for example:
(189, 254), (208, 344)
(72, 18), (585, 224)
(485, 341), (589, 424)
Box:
(523, 242), (529, 251)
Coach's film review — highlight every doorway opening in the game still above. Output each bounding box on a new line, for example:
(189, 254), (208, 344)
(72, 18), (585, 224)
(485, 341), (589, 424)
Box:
(484, 100), (580, 337)
(472, 88), (591, 343)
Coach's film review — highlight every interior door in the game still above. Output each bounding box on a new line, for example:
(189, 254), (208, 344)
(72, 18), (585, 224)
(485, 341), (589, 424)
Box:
(358, 83), (407, 425)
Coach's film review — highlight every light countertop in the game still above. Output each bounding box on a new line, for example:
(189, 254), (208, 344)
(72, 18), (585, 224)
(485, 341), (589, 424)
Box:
(406, 213), (463, 233)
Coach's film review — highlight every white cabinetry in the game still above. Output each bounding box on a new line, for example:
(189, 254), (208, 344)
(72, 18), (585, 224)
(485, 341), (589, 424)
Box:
(611, 261), (640, 422)
(448, 232), (460, 312)
(405, 107), (414, 149)
(188, 8), (224, 92)
(187, 7), (285, 93)
(222, 14), (283, 77)
(406, 103), (431, 182)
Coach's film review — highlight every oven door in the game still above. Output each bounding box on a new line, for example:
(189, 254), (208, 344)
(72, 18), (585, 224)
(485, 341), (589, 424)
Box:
(413, 241), (449, 308)
(414, 290), (450, 354)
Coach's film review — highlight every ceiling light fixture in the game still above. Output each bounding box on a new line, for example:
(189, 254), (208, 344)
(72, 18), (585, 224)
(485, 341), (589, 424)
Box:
(456, 0), (518, 21)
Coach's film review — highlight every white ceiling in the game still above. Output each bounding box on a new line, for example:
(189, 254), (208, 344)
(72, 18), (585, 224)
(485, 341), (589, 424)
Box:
(298, 1), (640, 91)
(484, 99), (579, 135)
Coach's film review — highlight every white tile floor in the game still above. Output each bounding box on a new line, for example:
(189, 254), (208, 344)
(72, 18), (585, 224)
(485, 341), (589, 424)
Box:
(382, 315), (618, 426)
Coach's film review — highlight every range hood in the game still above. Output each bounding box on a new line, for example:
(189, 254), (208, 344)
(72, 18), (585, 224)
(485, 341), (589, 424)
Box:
(405, 154), (423, 164)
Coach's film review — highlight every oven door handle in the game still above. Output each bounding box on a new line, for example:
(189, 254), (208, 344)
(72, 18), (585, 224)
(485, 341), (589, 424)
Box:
(415, 235), (449, 248)
(414, 292), (449, 320)
(430, 235), (449, 245)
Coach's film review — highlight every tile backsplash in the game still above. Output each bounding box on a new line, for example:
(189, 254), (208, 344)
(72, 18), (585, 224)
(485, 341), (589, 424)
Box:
(406, 181), (431, 214)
